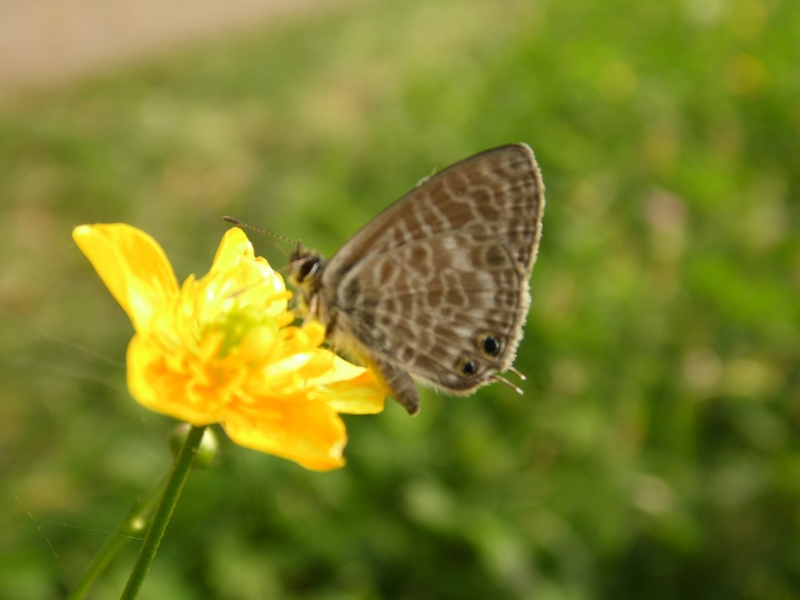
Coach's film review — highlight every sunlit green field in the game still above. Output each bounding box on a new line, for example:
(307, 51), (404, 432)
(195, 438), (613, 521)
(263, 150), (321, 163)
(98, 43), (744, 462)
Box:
(2, 0), (799, 598)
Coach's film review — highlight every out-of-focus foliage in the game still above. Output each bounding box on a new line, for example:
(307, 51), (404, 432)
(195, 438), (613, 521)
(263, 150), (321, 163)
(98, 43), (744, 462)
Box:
(1, 0), (799, 598)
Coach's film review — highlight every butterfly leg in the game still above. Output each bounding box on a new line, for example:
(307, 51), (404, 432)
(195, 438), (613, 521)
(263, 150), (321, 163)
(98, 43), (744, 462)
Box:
(301, 294), (320, 326)
(369, 356), (421, 416)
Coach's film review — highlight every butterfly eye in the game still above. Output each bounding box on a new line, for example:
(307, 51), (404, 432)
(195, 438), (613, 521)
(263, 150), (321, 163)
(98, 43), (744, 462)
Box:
(460, 360), (478, 377)
(480, 335), (501, 357)
(297, 257), (320, 282)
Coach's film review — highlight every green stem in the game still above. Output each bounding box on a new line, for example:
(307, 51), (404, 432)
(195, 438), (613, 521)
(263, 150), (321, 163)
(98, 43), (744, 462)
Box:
(67, 474), (169, 600)
(119, 424), (208, 600)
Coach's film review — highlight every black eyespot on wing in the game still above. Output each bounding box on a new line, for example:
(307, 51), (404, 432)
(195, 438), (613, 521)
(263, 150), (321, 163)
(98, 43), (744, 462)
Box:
(461, 360), (478, 377)
(481, 335), (501, 356)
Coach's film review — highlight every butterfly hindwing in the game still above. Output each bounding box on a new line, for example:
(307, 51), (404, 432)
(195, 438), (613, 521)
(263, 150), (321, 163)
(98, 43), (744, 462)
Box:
(332, 232), (529, 392)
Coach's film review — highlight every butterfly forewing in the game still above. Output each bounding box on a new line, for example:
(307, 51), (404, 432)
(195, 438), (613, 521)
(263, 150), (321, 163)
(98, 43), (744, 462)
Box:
(323, 144), (542, 280)
(299, 143), (545, 415)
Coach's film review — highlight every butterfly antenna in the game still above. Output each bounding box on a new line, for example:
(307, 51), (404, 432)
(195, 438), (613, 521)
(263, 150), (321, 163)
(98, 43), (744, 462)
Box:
(223, 216), (300, 247)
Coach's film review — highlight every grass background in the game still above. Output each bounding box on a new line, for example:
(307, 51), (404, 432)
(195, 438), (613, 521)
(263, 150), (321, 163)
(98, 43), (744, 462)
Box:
(2, 0), (799, 598)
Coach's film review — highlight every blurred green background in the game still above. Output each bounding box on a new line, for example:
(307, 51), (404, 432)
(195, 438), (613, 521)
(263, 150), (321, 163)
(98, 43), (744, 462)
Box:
(2, 0), (799, 597)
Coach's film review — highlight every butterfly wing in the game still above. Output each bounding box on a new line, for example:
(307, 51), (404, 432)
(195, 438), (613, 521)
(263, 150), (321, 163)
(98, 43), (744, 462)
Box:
(317, 143), (545, 414)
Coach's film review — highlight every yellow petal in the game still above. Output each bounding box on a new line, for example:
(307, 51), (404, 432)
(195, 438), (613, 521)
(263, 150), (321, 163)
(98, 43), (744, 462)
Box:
(73, 224), (179, 332)
(127, 334), (226, 425)
(211, 227), (257, 273)
(209, 227), (289, 315)
(309, 354), (370, 385)
(325, 371), (387, 415)
(223, 400), (348, 471)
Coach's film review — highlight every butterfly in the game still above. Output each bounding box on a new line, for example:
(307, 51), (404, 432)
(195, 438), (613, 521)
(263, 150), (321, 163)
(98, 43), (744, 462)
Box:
(289, 143), (545, 415)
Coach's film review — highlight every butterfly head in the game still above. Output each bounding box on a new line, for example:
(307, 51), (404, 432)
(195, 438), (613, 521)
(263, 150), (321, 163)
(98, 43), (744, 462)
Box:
(288, 244), (325, 315)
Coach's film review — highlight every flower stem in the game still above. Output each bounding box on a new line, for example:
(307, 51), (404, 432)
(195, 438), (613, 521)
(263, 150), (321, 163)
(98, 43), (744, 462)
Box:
(67, 474), (169, 600)
(120, 424), (208, 600)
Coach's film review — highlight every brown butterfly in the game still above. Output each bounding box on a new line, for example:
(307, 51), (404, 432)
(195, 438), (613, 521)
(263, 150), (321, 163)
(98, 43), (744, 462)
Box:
(290, 143), (545, 415)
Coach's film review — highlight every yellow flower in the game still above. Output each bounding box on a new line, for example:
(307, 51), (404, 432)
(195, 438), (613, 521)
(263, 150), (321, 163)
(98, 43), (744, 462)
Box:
(72, 224), (385, 471)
